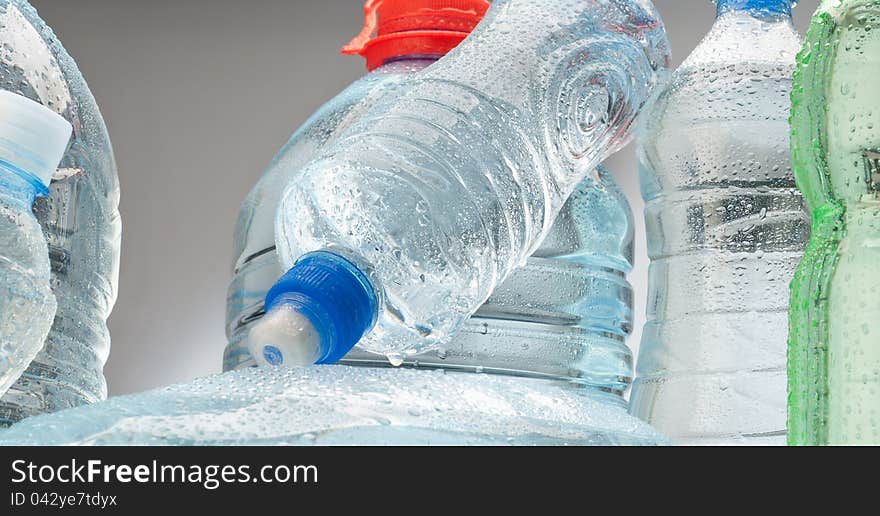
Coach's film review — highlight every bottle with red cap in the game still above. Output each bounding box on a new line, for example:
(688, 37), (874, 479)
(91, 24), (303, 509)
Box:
(225, 0), (491, 370)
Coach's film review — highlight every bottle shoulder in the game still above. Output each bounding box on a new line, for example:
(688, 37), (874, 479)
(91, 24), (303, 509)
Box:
(656, 15), (800, 123)
(637, 25), (799, 196)
(641, 41), (796, 141)
(821, 6), (880, 206)
(682, 13), (802, 69)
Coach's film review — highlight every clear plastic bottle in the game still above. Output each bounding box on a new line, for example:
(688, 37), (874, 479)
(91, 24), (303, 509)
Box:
(788, 0), (880, 446)
(629, 0), (809, 445)
(0, 0), (121, 424)
(0, 91), (70, 397)
(225, 0), (490, 371)
(251, 0), (670, 367)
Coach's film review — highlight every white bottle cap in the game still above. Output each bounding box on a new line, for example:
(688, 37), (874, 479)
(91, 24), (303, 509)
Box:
(0, 90), (72, 188)
(248, 304), (323, 368)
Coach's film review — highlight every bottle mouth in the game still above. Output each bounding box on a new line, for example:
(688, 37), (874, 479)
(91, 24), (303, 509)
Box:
(249, 301), (325, 368)
(347, 31), (474, 72)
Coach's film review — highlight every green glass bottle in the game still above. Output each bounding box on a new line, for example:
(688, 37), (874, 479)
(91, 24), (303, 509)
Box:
(789, 0), (880, 445)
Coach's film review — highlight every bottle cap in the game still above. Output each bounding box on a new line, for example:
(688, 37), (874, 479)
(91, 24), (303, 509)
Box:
(0, 91), (72, 189)
(253, 251), (379, 367)
(342, 0), (490, 71)
(249, 304), (324, 368)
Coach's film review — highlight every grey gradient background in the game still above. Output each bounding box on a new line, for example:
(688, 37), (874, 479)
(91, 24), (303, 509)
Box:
(28, 0), (819, 397)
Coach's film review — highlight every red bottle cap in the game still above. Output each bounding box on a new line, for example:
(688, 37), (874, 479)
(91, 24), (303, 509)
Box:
(342, 0), (490, 71)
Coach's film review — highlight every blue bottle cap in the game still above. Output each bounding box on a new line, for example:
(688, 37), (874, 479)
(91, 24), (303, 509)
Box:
(258, 251), (379, 366)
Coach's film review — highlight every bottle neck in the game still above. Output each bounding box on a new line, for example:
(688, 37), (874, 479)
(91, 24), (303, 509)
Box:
(369, 54), (441, 74)
(716, 0), (794, 18)
(0, 160), (44, 209)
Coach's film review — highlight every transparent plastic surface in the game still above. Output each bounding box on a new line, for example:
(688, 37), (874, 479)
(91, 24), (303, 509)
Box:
(788, 0), (880, 445)
(341, 166), (638, 395)
(231, 165), (637, 392)
(0, 0), (121, 424)
(453, 166), (636, 392)
(275, 0), (670, 359)
(629, 2), (809, 445)
(0, 169), (55, 396)
(0, 366), (664, 446)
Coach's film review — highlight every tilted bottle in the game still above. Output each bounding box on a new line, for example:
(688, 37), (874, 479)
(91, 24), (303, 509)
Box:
(0, 0), (121, 424)
(230, 0), (642, 422)
(226, 0), (491, 371)
(250, 0), (670, 368)
(629, 0), (809, 444)
(788, 0), (880, 446)
(0, 91), (70, 396)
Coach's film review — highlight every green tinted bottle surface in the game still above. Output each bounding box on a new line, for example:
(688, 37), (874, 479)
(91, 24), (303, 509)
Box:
(789, 0), (880, 445)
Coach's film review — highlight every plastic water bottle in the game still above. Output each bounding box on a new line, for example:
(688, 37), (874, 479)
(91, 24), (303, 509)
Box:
(628, 0), (809, 445)
(0, 91), (70, 396)
(226, 0), (491, 371)
(250, 0), (670, 367)
(789, 0), (880, 446)
(0, 0), (121, 424)
(0, 0), (669, 446)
